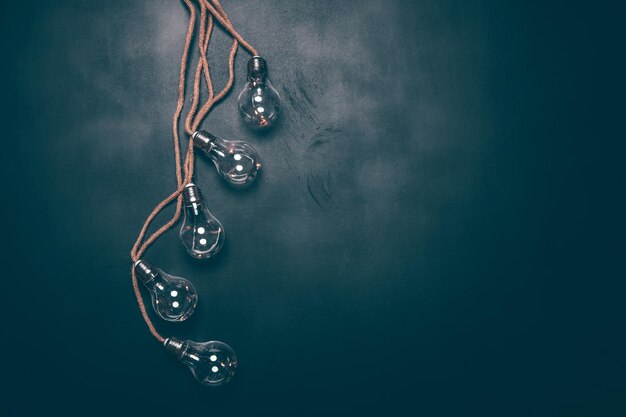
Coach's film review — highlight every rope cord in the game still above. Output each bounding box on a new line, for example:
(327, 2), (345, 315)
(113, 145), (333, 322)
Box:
(129, 0), (258, 343)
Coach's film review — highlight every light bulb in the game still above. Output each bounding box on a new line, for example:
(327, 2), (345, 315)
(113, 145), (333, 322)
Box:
(134, 260), (198, 322)
(237, 56), (281, 129)
(164, 337), (237, 386)
(192, 130), (261, 186)
(179, 183), (224, 259)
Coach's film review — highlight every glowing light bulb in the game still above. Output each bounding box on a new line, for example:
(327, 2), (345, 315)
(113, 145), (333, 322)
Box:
(192, 130), (261, 186)
(237, 56), (281, 129)
(164, 337), (237, 386)
(134, 260), (197, 322)
(179, 183), (224, 259)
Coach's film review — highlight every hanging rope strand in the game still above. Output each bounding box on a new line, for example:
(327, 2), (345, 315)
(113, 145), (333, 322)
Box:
(134, 0), (259, 259)
(200, 0), (258, 56)
(186, 3), (214, 133)
(190, 38), (238, 133)
(129, 0), (197, 343)
(211, 0), (229, 22)
(132, 0), (218, 264)
(129, 0), (259, 343)
(201, 10), (215, 97)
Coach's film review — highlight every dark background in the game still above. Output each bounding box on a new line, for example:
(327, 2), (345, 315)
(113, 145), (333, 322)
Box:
(1, 1), (624, 416)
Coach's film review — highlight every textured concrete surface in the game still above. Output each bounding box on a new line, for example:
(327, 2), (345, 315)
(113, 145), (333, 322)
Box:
(1, 1), (623, 416)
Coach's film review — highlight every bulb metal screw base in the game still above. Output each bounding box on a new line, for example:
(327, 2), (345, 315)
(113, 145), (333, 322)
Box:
(164, 337), (186, 359)
(134, 260), (157, 284)
(182, 183), (201, 205)
(247, 56), (267, 79)
(192, 130), (216, 153)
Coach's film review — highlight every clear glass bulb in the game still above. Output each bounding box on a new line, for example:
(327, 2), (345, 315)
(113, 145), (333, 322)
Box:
(179, 183), (224, 259)
(192, 130), (261, 187)
(164, 337), (237, 386)
(134, 260), (197, 322)
(237, 56), (281, 129)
